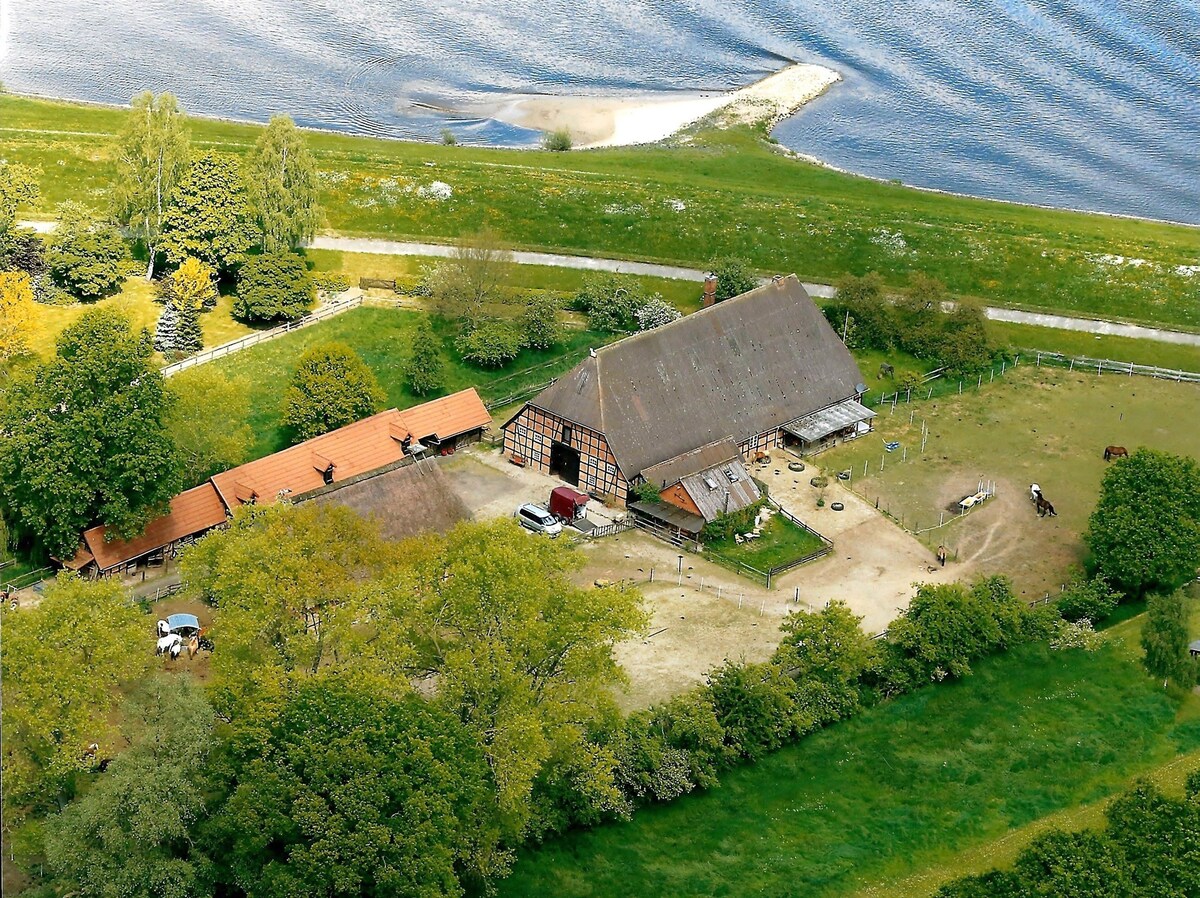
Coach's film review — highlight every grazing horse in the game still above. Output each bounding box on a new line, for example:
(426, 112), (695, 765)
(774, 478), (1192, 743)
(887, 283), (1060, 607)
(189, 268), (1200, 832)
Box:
(1104, 445), (1128, 461)
(1035, 493), (1057, 517)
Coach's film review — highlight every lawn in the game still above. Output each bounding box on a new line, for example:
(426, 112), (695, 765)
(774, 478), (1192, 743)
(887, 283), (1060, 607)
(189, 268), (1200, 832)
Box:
(5, 94), (1200, 330)
(986, 320), (1200, 373)
(206, 305), (614, 456)
(704, 513), (828, 575)
(498, 619), (1200, 898)
(23, 276), (254, 360)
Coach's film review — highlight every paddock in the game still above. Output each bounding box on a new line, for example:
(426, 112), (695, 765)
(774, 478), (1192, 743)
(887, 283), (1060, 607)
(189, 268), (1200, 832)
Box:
(817, 366), (1200, 599)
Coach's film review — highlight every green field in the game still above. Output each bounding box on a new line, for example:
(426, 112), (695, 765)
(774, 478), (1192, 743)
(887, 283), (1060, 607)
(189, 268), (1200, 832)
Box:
(4, 94), (1200, 330)
(498, 613), (1200, 898)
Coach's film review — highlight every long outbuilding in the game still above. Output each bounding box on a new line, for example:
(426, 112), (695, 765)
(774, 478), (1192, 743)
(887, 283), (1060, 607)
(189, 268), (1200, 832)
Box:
(68, 388), (492, 577)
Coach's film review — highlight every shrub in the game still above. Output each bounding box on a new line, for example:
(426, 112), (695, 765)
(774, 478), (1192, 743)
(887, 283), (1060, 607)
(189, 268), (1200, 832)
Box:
(521, 294), (561, 349)
(614, 712), (695, 806)
(312, 271), (351, 295)
(633, 480), (661, 503)
(46, 210), (128, 300)
(455, 319), (525, 367)
(574, 273), (648, 332)
(707, 257), (758, 303)
(706, 661), (810, 760)
(281, 342), (386, 442)
(441, 128), (457, 146)
(701, 498), (767, 542)
(634, 296), (681, 331)
(1050, 618), (1102, 652)
(1056, 573), (1120, 624)
(543, 128), (572, 151)
(234, 251), (315, 322)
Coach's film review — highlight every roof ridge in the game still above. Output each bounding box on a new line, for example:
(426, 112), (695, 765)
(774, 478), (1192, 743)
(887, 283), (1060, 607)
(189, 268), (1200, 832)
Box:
(594, 274), (801, 356)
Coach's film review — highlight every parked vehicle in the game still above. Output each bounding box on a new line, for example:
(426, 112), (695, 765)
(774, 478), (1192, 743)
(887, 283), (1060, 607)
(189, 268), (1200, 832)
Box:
(516, 503), (563, 537)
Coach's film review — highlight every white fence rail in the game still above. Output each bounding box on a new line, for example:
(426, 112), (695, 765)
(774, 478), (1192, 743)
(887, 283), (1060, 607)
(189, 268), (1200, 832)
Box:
(1031, 350), (1200, 383)
(160, 291), (364, 378)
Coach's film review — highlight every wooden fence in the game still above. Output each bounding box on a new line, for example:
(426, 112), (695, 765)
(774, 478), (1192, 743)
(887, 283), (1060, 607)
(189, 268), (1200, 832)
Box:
(1031, 350), (1200, 383)
(160, 291), (364, 378)
(1, 566), (51, 592)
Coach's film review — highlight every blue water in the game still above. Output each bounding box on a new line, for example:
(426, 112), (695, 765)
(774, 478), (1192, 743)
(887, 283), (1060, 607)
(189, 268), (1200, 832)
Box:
(3, 0), (1199, 224)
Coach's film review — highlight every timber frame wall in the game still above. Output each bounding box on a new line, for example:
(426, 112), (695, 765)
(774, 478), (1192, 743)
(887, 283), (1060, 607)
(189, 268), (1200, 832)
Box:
(503, 406), (629, 503)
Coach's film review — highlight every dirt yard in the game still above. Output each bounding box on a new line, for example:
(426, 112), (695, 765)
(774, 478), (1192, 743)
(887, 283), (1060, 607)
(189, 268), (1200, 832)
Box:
(819, 366), (1200, 599)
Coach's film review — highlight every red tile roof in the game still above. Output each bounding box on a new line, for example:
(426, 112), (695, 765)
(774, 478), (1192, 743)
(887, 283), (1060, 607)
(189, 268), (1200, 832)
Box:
(211, 409), (408, 509)
(69, 388), (491, 571)
(394, 388), (491, 444)
(82, 483), (228, 572)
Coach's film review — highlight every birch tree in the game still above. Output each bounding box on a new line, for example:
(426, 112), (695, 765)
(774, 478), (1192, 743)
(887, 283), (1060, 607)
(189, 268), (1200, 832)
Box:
(112, 92), (190, 280)
(245, 115), (322, 252)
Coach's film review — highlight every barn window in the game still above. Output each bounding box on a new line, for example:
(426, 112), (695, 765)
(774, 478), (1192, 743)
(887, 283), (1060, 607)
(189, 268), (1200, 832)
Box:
(561, 424), (573, 444)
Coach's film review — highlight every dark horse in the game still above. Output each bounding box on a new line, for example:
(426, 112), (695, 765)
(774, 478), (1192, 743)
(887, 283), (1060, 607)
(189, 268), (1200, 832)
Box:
(1104, 445), (1129, 461)
(1035, 492), (1057, 517)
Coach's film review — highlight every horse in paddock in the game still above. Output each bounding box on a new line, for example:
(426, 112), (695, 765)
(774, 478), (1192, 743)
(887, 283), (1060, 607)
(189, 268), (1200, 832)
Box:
(1104, 445), (1128, 461)
(1035, 493), (1057, 517)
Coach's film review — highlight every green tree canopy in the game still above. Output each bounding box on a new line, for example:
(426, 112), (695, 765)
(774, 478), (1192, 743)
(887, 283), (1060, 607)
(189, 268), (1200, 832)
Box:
(405, 317), (446, 396)
(574, 272), (651, 333)
(166, 366), (253, 484)
(774, 600), (877, 723)
(427, 229), (511, 329)
(0, 309), (180, 557)
(245, 114), (322, 252)
(1085, 448), (1200, 597)
(111, 92), (190, 279)
(0, 160), (41, 231)
(281, 341), (386, 442)
(520, 294), (561, 349)
(160, 151), (257, 273)
(1141, 590), (1194, 686)
(43, 676), (216, 898)
(707, 256), (758, 303)
(46, 203), (129, 300)
(233, 250), (315, 322)
(181, 503), (404, 719)
(372, 519), (648, 839)
(207, 676), (495, 898)
(1, 575), (151, 811)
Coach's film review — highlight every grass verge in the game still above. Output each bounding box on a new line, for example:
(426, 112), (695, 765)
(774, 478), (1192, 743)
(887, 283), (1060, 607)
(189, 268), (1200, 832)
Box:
(5, 94), (1200, 330)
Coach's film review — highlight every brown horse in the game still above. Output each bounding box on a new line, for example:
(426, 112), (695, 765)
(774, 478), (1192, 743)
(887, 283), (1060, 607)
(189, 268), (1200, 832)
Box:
(1104, 445), (1129, 461)
(1035, 493), (1057, 517)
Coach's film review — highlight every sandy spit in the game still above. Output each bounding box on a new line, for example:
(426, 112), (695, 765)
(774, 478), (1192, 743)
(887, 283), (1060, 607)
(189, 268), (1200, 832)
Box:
(459, 62), (841, 149)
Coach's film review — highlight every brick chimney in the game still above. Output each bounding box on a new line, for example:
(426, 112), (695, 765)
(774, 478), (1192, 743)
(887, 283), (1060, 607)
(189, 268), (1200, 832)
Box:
(702, 273), (718, 308)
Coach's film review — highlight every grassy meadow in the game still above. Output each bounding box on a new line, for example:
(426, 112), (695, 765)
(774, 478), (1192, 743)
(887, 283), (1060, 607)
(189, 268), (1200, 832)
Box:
(4, 93), (1200, 329)
(498, 608), (1200, 898)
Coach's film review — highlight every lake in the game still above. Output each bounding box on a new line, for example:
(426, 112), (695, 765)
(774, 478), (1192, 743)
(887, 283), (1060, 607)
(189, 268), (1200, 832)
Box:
(3, 0), (1198, 224)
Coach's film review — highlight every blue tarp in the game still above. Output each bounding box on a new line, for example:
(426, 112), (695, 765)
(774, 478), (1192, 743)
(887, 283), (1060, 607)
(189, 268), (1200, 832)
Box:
(167, 613), (200, 633)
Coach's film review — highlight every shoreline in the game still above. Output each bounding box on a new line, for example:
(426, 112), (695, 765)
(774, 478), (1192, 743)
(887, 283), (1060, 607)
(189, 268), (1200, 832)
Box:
(4, 88), (1198, 231)
(457, 62), (842, 149)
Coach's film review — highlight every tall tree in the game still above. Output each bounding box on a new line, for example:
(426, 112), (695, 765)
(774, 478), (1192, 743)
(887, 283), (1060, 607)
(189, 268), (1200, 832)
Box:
(180, 503), (403, 719)
(0, 269), (35, 361)
(281, 341), (386, 442)
(1, 575), (151, 811)
(0, 309), (180, 557)
(246, 115), (322, 252)
(207, 676), (495, 898)
(774, 600), (877, 723)
(159, 151), (257, 274)
(166, 366), (252, 484)
(1086, 449), (1200, 597)
(404, 317), (446, 396)
(112, 92), (190, 279)
(427, 228), (511, 329)
(1141, 590), (1194, 687)
(376, 519), (648, 839)
(43, 677), (216, 898)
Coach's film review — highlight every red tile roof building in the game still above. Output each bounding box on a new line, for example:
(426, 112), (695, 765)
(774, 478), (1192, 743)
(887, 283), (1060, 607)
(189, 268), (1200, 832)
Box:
(69, 389), (491, 575)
